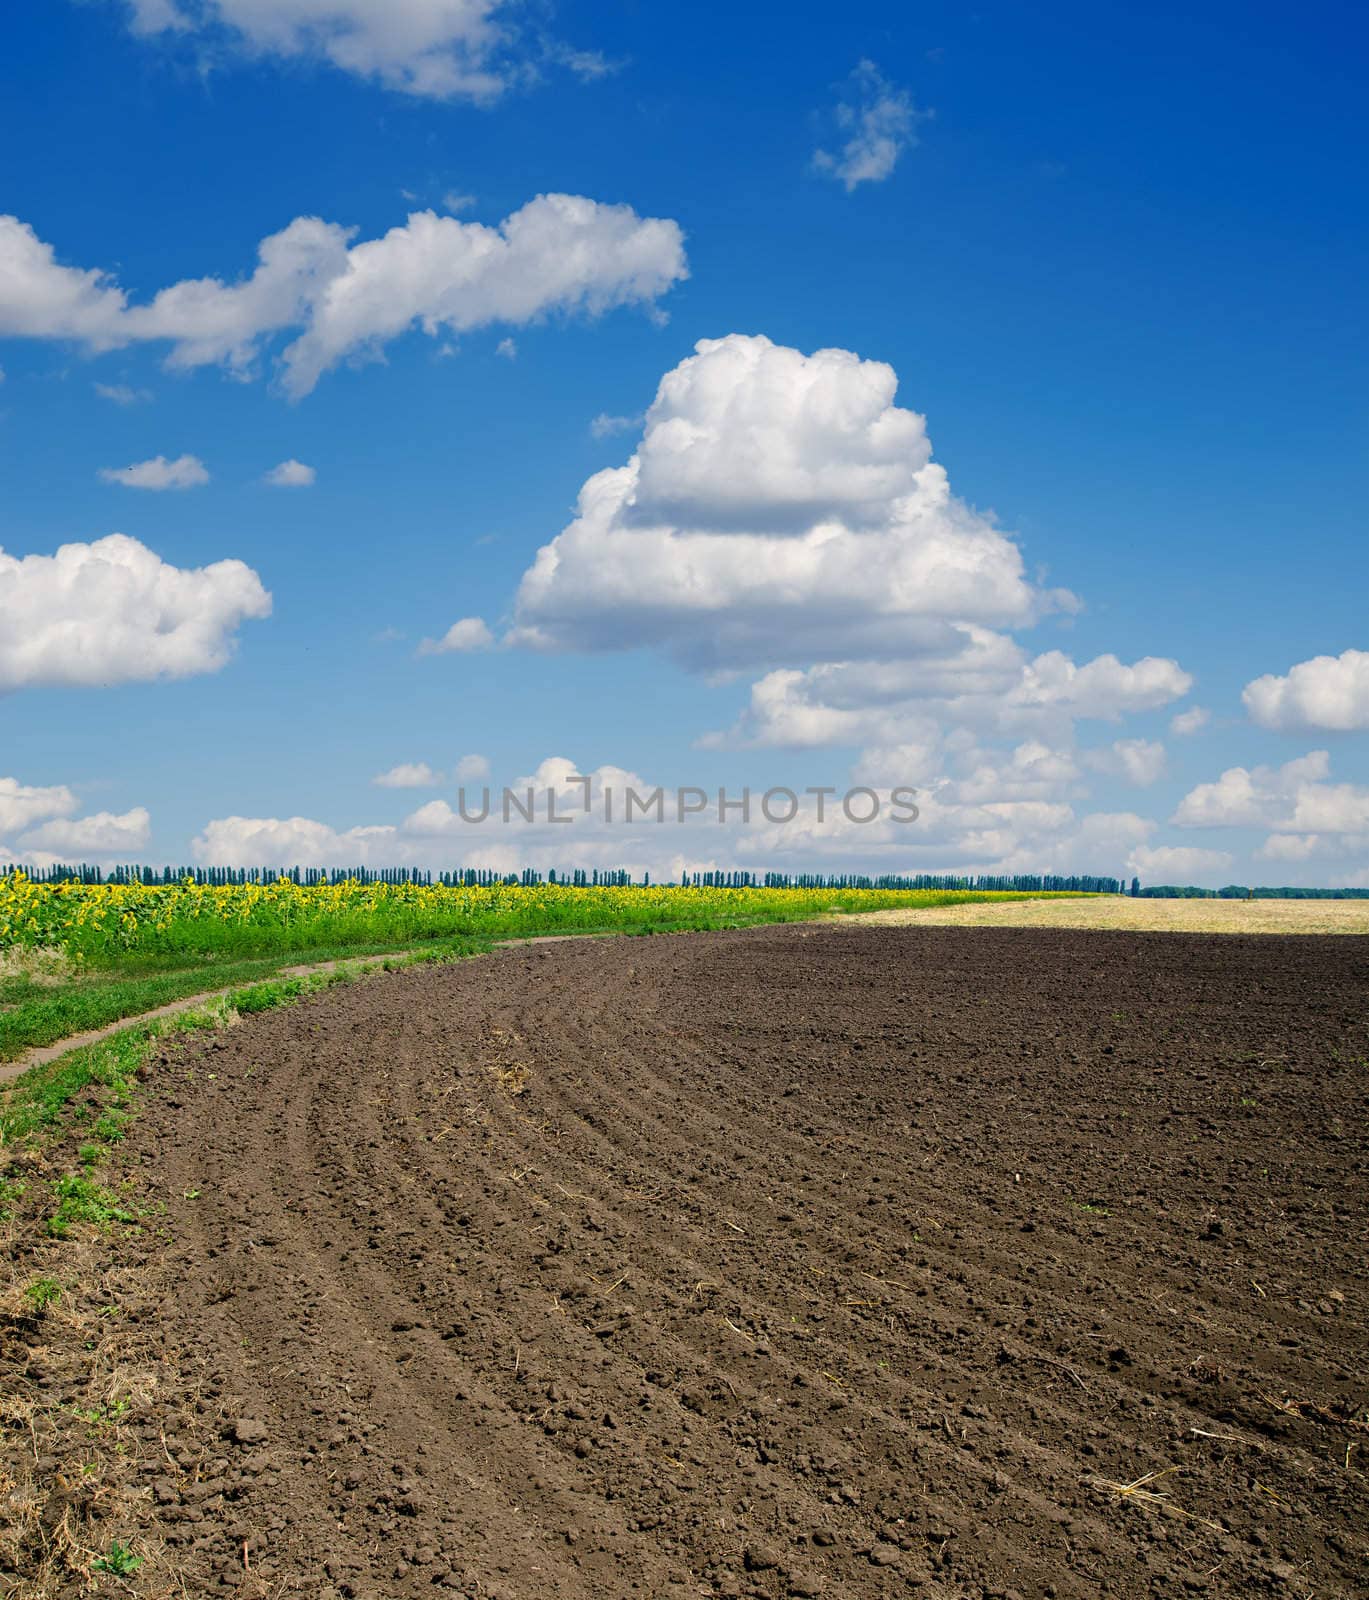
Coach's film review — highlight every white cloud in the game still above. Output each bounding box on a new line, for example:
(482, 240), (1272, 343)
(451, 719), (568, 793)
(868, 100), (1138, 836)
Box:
(113, 0), (600, 103)
(972, 808), (1154, 880)
(20, 807), (151, 856)
(443, 192), (476, 213)
(1172, 751), (1332, 829)
(124, 0), (187, 31)
(1243, 648), (1369, 732)
(188, 759), (922, 877)
(453, 752), (490, 780)
(93, 381), (152, 405)
(0, 214), (132, 345)
(192, 815), (407, 869)
(190, 751), (1169, 883)
(0, 777), (78, 834)
(1083, 738), (1167, 787)
(1255, 833), (1323, 862)
(279, 197), (686, 398)
(1011, 654), (1191, 720)
(0, 533), (271, 692)
(939, 740), (1082, 804)
(1253, 830), (1369, 864)
(98, 452), (209, 490)
(590, 411), (640, 438)
(813, 61), (926, 191)
(1170, 705), (1209, 736)
(373, 762), (441, 788)
(710, 642), (1190, 751)
(1173, 751), (1369, 870)
(495, 336), (517, 360)
(0, 212), (350, 369)
(264, 457), (316, 487)
(511, 334), (1074, 672)
(546, 42), (618, 82)
(418, 617), (494, 655)
(1128, 844), (1233, 880)
(0, 197), (687, 398)
(501, 333), (1197, 844)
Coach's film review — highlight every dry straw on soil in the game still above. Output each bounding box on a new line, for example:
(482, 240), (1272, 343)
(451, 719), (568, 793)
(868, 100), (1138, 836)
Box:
(839, 894), (1369, 935)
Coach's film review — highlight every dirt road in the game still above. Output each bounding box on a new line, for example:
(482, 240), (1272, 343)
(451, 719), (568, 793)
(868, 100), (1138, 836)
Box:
(6, 926), (1367, 1598)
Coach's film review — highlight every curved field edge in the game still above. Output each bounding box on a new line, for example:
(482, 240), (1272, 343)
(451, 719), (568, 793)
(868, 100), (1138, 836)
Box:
(4, 925), (1365, 1599)
(0, 950), (441, 1151)
(0, 937), (491, 1065)
(0, 944), (509, 1592)
(0, 891), (1074, 1061)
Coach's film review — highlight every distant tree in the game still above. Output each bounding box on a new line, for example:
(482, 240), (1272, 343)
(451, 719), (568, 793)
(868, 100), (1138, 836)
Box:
(1130, 876), (1140, 898)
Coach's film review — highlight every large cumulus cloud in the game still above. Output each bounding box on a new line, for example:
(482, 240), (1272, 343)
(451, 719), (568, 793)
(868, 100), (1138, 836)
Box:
(510, 335), (1074, 671)
(492, 334), (1201, 880)
(0, 534), (271, 691)
(1243, 648), (1369, 733)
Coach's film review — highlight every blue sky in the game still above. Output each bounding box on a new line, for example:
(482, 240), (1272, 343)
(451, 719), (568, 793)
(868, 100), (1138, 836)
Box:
(1, 0), (1366, 884)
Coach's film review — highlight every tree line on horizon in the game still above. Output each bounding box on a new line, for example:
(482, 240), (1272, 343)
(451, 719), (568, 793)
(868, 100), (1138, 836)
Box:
(4, 863), (1364, 898)
(4, 863), (1122, 893)
(1130, 882), (1368, 899)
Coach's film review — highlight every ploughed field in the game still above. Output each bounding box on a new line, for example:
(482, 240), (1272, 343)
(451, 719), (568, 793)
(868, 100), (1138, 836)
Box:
(12, 927), (1369, 1598)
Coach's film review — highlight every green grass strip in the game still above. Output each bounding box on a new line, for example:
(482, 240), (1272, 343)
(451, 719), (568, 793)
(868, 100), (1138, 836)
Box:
(0, 936), (519, 1060)
(0, 949), (459, 1149)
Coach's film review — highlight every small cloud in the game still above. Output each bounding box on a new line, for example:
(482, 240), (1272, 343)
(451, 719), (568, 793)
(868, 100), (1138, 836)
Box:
(495, 337), (518, 360)
(21, 805), (152, 856)
(98, 453), (208, 490)
(442, 192), (476, 213)
(371, 626), (406, 644)
(1170, 706), (1210, 737)
(547, 42), (622, 81)
(590, 411), (641, 439)
(812, 60), (929, 191)
(1083, 738), (1167, 787)
(453, 753), (490, 781)
(1128, 843), (1233, 880)
(125, 0), (186, 33)
(373, 762), (442, 789)
(94, 382), (152, 405)
(418, 617), (495, 655)
(264, 458), (316, 487)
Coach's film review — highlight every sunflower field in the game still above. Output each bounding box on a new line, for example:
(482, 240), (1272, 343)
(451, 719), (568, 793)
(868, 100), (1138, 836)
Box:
(0, 871), (1063, 964)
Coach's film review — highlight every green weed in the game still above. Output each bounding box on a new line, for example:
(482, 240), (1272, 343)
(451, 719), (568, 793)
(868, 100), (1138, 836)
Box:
(70, 1397), (131, 1430)
(91, 1540), (142, 1576)
(48, 1174), (135, 1238)
(23, 1275), (61, 1310)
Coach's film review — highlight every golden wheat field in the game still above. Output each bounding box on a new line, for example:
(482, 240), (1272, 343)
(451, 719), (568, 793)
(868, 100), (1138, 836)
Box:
(840, 894), (1369, 934)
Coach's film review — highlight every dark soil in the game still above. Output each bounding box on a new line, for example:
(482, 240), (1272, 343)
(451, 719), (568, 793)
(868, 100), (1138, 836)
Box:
(5, 926), (1367, 1599)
